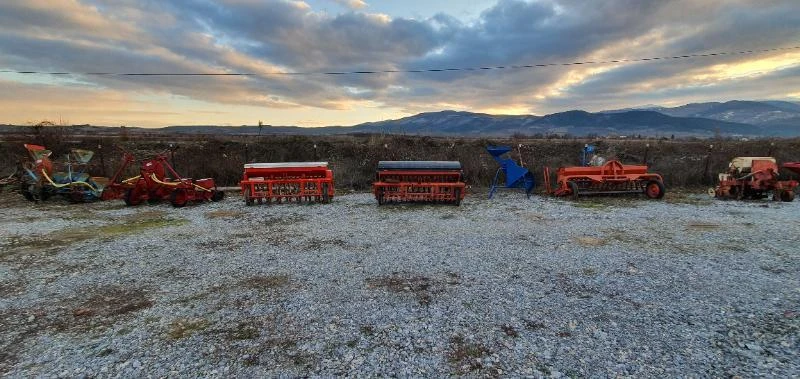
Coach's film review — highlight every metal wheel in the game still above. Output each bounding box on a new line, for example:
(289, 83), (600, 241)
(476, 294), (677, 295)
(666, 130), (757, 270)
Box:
(21, 182), (35, 201)
(124, 188), (142, 206)
(568, 181), (580, 200)
(244, 188), (254, 206)
(322, 183), (330, 203)
(170, 189), (188, 208)
(211, 190), (225, 202)
(644, 180), (665, 199)
(780, 190), (795, 202)
(377, 188), (385, 205)
(68, 186), (85, 203)
(453, 188), (462, 206)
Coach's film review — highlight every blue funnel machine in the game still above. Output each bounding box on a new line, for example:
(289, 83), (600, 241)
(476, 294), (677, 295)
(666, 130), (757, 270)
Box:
(487, 146), (535, 199)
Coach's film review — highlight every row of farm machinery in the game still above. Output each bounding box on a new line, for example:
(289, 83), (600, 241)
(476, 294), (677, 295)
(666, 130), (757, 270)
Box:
(10, 142), (800, 206)
(19, 144), (224, 207)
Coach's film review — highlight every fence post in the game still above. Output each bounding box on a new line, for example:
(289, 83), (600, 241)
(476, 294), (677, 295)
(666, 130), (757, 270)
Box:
(703, 144), (713, 185)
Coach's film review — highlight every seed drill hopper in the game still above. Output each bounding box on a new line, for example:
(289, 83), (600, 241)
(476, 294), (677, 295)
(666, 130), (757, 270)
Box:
(240, 162), (334, 205)
(20, 144), (107, 202)
(487, 146), (535, 199)
(709, 157), (797, 202)
(373, 161), (466, 205)
(544, 145), (665, 200)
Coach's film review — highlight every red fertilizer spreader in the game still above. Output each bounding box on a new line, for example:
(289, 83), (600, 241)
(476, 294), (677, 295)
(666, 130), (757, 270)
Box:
(240, 162), (334, 205)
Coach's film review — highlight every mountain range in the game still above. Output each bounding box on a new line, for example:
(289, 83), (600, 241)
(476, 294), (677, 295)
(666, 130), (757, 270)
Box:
(2, 100), (799, 137)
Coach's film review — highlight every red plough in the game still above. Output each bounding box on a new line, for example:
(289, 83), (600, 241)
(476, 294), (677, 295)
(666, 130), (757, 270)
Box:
(372, 161), (466, 205)
(240, 162), (334, 205)
(104, 153), (224, 207)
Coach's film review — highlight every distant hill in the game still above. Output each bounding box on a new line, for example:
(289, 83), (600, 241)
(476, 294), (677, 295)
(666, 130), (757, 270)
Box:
(2, 100), (799, 137)
(602, 100), (800, 127)
(347, 109), (754, 137)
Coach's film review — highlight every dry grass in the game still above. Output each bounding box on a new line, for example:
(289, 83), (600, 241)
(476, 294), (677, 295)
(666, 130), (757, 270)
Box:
(686, 222), (721, 231)
(365, 272), (461, 305)
(447, 334), (495, 375)
(366, 274), (438, 305)
(1, 212), (187, 262)
(575, 236), (607, 247)
(226, 321), (261, 340)
(0, 285), (153, 370)
(204, 210), (246, 219)
(167, 318), (210, 339)
(240, 274), (291, 290)
(664, 191), (714, 206)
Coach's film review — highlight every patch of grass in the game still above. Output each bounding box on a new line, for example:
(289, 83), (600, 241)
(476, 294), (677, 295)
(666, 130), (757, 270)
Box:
(571, 201), (609, 209)
(575, 236), (607, 247)
(605, 228), (651, 245)
(366, 273), (457, 305)
(760, 265), (789, 274)
(447, 334), (492, 374)
(72, 286), (154, 318)
(167, 317), (210, 339)
(572, 197), (645, 209)
(196, 239), (240, 251)
(664, 192), (713, 206)
(98, 217), (187, 236)
(227, 321), (260, 340)
(360, 325), (375, 336)
(523, 319), (545, 331)
(240, 274), (291, 290)
(686, 222), (720, 231)
(1, 212), (187, 260)
(0, 279), (25, 297)
(501, 324), (519, 338)
(304, 237), (348, 250)
(0, 284), (153, 369)
(205, 210), (246, 219)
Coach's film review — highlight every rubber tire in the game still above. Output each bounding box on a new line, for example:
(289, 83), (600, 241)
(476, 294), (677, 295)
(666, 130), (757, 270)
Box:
(124, 189), (142, 206)
(780, 190), (795, 202)
(21, 182), (34, 201)
(644, 180), (666, 200)
(244, 188), (253, 206)
(377, 188), (385, 205)
(211, 190), (225, 202)
(322, 183), (330, 203)
(453, 188), (462, 206)
(147, 194), (161, 205)
(568, 181), (580, 201)
(68, 187), (84, 203)
(170, 189), (188, 208)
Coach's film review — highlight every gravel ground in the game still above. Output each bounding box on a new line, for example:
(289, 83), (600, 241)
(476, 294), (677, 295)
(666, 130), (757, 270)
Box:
(0, 190), (798, 377)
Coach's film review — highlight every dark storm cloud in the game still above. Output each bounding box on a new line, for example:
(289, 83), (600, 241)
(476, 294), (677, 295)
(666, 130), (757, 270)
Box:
(0, 0), (798, 117)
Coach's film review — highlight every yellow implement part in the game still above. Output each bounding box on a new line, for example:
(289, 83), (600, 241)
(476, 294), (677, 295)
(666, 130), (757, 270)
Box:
(149, 173), (212, 192)
(40, 169), (96, 190)
(122, 175), (141, 184)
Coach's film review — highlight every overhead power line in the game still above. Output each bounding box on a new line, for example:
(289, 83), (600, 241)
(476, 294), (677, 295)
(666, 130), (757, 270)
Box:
(0, 46), (797, 77)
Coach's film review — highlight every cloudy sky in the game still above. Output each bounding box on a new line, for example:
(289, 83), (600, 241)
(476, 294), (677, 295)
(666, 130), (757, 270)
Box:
(0, 0), (798, 127)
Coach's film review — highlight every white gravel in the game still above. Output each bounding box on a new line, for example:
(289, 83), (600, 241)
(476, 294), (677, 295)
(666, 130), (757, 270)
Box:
(1, 191), (798, 377)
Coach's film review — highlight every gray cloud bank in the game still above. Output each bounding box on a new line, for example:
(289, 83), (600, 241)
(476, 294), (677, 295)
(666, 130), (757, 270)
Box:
(0, 0), (798, 119)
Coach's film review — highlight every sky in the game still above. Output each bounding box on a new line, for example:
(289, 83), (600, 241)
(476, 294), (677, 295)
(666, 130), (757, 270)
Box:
(0, 0), (798, 128)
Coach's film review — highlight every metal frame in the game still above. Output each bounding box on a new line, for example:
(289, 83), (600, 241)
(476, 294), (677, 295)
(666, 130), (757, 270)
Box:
(373, 162), (465, 205)
(240, 163), (334, 205)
